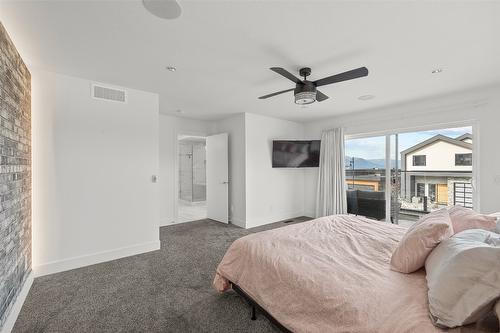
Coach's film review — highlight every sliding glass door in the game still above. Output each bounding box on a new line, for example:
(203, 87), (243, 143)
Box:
(345, 136), (387, 221)
(345, 125), (474, 226)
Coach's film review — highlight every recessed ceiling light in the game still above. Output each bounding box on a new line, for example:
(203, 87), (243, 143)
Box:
(175, 109), (183, 113)
(431, 68), (443, 74)
(166, 66), (177, 72)
(358, 95), (375, 101)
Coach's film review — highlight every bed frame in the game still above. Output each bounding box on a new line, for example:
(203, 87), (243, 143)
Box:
(231, 282), (292, 333)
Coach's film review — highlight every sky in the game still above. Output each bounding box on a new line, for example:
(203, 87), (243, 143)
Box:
(345, 126), (472, 160)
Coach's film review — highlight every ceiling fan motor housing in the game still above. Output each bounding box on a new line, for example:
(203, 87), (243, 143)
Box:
(299, 67), (311, 78)
(294, 81), (317, 105)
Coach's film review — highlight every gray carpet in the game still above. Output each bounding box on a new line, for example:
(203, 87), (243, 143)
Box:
(13, 217), (311, 333)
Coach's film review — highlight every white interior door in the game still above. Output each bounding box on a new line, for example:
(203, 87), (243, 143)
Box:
(206, 133), (229, 223)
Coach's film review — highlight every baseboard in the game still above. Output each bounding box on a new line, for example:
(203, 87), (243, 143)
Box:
(1, 272), (34, 333)
(33, 240), (160, 277)
(160, 217), (174, 226)
(173, 218), (207, 225)
(246, 211), (305, 229)
(304, 211), (316, 219)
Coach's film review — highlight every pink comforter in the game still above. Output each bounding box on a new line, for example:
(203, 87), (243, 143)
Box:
(214, 215), (457, 333)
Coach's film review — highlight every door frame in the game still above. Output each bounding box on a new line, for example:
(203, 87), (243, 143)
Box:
(345, 119), (480, 221)
(174, 130), (209, 223)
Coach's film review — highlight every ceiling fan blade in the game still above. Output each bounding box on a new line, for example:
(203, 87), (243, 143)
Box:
(258, 88), (295, 99)
(270, 67), (302, 84)
(316, 90), (329, 102)
(314, 67), (368, 87)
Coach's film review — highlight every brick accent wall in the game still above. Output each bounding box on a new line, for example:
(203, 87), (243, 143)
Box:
(0, 22), (32, 327)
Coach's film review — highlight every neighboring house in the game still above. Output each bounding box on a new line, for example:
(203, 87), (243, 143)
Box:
(346, 171), (384, 191)
(400, 133), (473, 208)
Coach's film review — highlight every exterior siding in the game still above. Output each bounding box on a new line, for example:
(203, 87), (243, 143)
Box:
(0, 22), (32, 327)
(405, 140), (472, 172)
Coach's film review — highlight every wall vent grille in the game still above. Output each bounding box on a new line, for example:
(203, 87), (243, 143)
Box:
(91, 84), (127, 103)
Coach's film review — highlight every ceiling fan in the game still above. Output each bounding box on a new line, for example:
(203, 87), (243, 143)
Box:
(259, 66), (369, 105)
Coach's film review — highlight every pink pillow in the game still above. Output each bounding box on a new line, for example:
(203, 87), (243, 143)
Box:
(391, 208), (453, 273)
(448, 205), (497, 234)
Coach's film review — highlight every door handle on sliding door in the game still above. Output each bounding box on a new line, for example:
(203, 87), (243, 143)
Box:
(221, 181), (229, 184)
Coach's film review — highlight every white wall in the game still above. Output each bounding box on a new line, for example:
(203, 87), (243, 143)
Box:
(304, 85), (500, 214)
(213, 114), (246, 227)
(32, 69), (160, 276)
(245, 113), (306, 228)
(405, 140), (472, 172)
(158, 115), (214, 225)
(159, 112), (307, 229)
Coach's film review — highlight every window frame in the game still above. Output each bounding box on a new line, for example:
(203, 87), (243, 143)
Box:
(416, 183), (425, 197)
(455, 153), (472, 166)
(345, 120), (479, 219)
(412, 155), (426, 166)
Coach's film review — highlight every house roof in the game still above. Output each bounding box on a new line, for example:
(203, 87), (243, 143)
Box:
(455, 133), (473, 142)
(400, 134), (472, 157)
(345, 174), (383, 181)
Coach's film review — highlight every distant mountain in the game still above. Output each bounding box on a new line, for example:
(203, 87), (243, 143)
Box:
(345, 156), (380, 170)
(345, 156), (400, 170)
(368, 159), (400, 169)
(366, 159), (386, 168)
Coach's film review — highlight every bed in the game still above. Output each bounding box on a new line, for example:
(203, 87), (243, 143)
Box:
(213, 215), (486, 333)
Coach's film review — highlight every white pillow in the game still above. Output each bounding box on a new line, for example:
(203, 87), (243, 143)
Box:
(425, 229), (500, 328)
(489, 213), (500, 233)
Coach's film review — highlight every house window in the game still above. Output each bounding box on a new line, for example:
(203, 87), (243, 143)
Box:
(413, 155), (426, 166)
(455, 153), (472, 166)
(416, 183), (425, 197)
(428, 184), (436, 202)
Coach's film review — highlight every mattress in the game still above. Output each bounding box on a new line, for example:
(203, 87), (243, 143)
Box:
(214, 215), (472, 333)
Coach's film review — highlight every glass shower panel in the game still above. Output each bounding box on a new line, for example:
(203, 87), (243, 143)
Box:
(192, 143), (206, 202)
(179, 142), (194, 201)
(179, 140), (207, 203)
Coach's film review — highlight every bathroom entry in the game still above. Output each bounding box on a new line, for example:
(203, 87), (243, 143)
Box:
(178, 135), (207, 222)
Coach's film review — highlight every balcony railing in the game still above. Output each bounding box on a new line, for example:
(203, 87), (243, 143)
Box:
(345, 169), (473, 224)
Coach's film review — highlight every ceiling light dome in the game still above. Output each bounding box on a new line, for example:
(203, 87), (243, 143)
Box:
(295, 91), (316, 105)
(143, 0), (182, 20)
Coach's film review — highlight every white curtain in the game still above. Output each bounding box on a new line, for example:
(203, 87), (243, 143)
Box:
(316, 128), (347, 217)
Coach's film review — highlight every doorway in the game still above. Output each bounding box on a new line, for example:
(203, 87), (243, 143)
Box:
(178, 135), (207, 222)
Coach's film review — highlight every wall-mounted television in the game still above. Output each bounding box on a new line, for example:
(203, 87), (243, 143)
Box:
(272, 140), (321, 168)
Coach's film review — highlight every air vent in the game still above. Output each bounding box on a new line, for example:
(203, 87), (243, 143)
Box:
(91, 84), (127, 103)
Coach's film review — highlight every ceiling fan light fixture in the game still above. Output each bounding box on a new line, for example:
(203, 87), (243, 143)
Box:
(294, 91), (316, 105)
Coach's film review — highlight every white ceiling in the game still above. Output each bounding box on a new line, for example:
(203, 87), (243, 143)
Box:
(1, 1), (499, 122)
